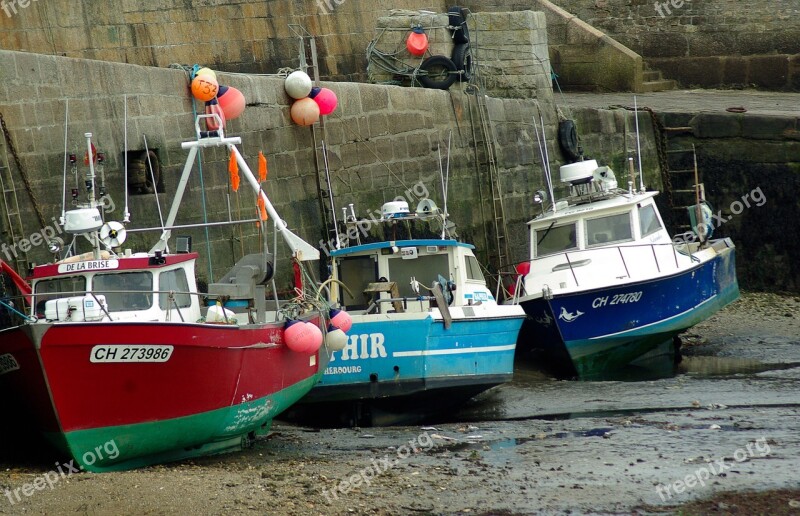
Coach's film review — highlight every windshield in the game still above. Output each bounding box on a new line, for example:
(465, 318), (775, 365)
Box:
(535, 223), (578, 257)
(34, 276), (87, 316)
(93, 272), (154, 312)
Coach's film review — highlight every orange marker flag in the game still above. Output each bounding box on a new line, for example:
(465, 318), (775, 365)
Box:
(258, 151), (268, 183)
(228, 150), (240, 192)
(257, 195), (268, 222)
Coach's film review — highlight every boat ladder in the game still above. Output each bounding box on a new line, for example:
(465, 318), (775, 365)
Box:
(0, 114), (29, 275)
(467, 85), (510, 277)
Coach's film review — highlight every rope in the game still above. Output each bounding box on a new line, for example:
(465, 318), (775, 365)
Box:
(0, 298), (35, 322)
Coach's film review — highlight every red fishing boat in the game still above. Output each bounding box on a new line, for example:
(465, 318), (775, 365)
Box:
(0, 116), (329, 471)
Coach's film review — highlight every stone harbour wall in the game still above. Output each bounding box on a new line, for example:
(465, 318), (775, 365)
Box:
(549, 0), (800, 90)
(1, 49), (633, 288)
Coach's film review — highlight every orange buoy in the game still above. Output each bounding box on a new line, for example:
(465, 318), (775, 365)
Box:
(406, 27), (429, 56)
(191, 75), (219, 102)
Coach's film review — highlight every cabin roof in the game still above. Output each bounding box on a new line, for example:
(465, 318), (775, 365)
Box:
(31, 252), (198, 280)
(527, 191), (659, 227)
(330, 239), (473, 258)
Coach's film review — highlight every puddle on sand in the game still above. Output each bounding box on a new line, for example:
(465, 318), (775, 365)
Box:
(480, 428), (616, 451)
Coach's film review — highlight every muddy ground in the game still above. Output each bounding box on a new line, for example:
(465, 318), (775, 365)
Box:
(1, 292), (799, 515)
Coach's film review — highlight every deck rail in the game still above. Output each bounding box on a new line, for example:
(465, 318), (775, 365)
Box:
(493, 241), (702, 304)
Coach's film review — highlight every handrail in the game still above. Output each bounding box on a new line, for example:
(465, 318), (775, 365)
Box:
(491, 240), (706, 299)
(364, 296), (435, 314)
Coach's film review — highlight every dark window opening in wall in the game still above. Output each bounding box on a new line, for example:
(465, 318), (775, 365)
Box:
(125, 149), (164, 195)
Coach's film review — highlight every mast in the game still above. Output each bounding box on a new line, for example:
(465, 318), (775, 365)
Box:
(151, 115), (319, 261)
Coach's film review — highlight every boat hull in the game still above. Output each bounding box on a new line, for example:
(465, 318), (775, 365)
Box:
(518, 242), (739, 379)
(289, 307), (523, 424)
(0, 318), (327, 471)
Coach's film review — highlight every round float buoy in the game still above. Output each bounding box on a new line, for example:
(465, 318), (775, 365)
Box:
(191, 75), (219, 102)
(195, 67), (217, 81)
(303, 322), (323, 353)
(218, 85), (246, 120)
(290, 98), (320, 126)
(284, 70), (313, 100)
(313, 87), (338, 116)
(406, 26), (429, 57)
(329, 308), (352, 333)
(285, 320), (315, 352)
(325, 327), (348, 351)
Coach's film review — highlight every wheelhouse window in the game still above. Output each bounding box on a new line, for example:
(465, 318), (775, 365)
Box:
(93, 272), (153, 312)
(586, 212), (633, 247)
(535, 223), (578, 257)
(337, 256), (376, 308)
(159, 269), (192, 310)
(387, 253), (450, 297)
(34, 276), (86, 315)
(638, 204), (663, 237)
(465, 255), (485, 282)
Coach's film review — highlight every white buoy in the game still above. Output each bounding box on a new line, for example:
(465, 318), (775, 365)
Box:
(284, 70), (313, 100)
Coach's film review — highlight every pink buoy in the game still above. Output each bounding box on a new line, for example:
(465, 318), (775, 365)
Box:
(313, 87), (338, 116)
(303, 322), (323, 353)
(329, 308), (352, 333)
(217, 85), (246, 120)
(290, 98), (320, 126)
(285, 320), (314, 352)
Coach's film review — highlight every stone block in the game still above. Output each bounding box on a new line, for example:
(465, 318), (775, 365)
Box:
(741, 115), (796, 141)
(359, 86), (390, 112)
(689, 113), (742, 139)
(748, 55), (789, 90)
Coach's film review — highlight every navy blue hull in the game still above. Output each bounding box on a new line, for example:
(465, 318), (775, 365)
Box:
(518, 242), (739, 378)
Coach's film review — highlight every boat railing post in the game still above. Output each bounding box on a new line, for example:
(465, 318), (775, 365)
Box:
(564, 252), (579, 287)
(672, 242), (679, 269)
(89, 292), (113, 322)
(650, 244), (661, 273)
(617, 247), (631, 278)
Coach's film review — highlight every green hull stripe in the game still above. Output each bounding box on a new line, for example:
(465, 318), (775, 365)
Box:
(51, 374), (320, 472)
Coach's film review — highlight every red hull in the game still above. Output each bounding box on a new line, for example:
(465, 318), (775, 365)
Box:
(0, 317), (323, 433)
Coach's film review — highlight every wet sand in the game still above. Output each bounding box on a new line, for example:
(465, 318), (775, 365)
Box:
(1, 292), (799, 515)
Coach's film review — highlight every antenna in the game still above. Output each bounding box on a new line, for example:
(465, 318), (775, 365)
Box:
(437, 140), (445, 239)
(534, 113), (556, 212)
(321, 140), (340, 249)
(634, 96), (645, 192)
(60, 99), (69, 226)
(122, 95), (130, 223)
(444, 130), (451, 236)
(143, 134), (165, 235)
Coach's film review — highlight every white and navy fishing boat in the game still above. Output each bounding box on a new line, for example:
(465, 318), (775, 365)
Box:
(289, 199), (526, 425)
(511, 159), (739, 379)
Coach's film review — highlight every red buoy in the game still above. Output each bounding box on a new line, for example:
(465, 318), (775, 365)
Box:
(406, 27), (429, 57)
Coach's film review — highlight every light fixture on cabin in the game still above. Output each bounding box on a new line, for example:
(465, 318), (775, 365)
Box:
(176, 236), (192, 254)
